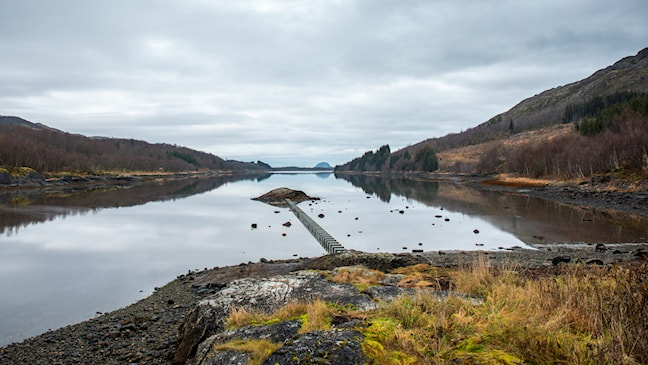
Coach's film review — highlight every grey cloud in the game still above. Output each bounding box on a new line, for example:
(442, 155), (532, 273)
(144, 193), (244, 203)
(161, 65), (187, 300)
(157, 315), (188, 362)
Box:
(1, 0), (647, 166)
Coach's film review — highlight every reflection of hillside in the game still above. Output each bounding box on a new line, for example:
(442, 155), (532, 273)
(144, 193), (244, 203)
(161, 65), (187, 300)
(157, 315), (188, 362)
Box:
(335, 174), (648, 244)
(433, 184), (648, 244)
(0, 173), (270, 235)
(334, 173), (439, 203)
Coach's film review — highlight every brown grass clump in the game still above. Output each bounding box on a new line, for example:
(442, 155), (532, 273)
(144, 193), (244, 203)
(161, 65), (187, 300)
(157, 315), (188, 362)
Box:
(329, 266), (386, 291)
(481, 175), (551, 188)
(391, 263), (453, 290)
(212, 339), (280, 365)
(226, 299), (337, 334)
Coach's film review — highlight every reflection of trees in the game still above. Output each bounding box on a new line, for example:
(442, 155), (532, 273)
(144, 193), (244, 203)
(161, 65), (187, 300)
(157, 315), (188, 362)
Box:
(334, 173), (439, 203)
(0, 173), (270, 235)
(335, 173), (648, 244)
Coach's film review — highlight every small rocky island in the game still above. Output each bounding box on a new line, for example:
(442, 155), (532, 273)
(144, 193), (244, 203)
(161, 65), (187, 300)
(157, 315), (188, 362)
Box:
(252, 187), (320, 207)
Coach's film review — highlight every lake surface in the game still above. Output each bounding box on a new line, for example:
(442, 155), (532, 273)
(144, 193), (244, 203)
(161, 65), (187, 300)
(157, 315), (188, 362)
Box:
(1, 172), (647, 346)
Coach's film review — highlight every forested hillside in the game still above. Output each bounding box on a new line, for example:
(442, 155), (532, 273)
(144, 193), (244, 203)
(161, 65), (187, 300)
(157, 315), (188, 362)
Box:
(337, 47), (648, 179)
(0, 116), (266, 174)
(335, 144), (439, 173)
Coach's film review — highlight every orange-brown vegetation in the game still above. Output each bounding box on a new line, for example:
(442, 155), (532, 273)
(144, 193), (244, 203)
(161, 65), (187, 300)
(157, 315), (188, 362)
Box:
(0, 122), (264, 174)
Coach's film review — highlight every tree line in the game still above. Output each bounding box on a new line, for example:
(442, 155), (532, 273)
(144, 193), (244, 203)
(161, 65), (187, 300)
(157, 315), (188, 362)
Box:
(0, 124), (264, 174)
(335, 144), (439, 173)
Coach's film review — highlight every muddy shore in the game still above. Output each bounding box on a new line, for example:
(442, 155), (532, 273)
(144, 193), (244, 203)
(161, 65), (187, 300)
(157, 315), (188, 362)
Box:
(1, 244), (646, 365)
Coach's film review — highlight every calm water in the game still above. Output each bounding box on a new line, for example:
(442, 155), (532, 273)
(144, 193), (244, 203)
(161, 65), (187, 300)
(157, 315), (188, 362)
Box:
(1, 173), (647, 345)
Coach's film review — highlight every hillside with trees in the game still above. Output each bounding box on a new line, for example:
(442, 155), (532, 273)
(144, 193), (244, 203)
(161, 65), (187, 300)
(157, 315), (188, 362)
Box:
(0, 116), (267, 175)
(335, 144), (439, 173)
(337, 47), (648, 180)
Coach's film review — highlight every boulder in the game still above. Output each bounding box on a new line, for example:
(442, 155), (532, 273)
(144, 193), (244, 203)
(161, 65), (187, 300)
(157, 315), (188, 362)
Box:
(191, 321), (301, 365)
(551, 256), (572, 266)
(261, 330), (365, 365)
(595, 243), (608, 252)
(0, 171), (12, 185)
(174, 271), (376, 364)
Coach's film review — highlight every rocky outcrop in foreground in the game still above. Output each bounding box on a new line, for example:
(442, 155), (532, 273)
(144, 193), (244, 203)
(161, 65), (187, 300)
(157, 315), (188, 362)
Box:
(176, 270), (380, 364)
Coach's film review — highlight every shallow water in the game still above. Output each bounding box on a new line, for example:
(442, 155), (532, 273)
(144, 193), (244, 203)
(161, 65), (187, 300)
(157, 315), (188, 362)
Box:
(0, 172), (647, 345)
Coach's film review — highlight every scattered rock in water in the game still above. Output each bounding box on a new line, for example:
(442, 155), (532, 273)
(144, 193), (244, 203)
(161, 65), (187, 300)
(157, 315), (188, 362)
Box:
(282, 221), (292, 227)
(253, 187), (320, 207)
(473, 229), (480, 234)
(318, 213), (325, 218)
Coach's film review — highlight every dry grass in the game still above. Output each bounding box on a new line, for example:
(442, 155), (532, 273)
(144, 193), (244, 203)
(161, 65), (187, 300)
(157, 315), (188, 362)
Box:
(366, 260), (648, 364)
(212, 339), (280, 365)
(224, 261), (648, 364)
(391, 263), (452, 290)
(481, 174), (553, 188)
(226, 299), (336, 334)
(329, 266), (386, 291)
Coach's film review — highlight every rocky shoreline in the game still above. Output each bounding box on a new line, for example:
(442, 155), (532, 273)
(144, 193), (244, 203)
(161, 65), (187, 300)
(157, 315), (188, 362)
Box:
(1, 246), (646, 365)
(464, 174), (648, 217)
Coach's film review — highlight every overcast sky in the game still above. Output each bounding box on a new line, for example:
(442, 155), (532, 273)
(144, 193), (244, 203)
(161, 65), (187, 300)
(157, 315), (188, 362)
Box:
(1, 1), (647, 167)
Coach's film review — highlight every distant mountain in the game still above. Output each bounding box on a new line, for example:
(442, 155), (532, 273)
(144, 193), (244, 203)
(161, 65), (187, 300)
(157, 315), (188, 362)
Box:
(0, 117), (268, 174)
(337, 47), (648, 177)
(314, 162), (332, 169)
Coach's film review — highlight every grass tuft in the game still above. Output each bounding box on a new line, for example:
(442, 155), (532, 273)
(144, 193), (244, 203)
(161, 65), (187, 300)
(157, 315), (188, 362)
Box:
(329, 266), (386, 291)
(212, 339), (280, 365)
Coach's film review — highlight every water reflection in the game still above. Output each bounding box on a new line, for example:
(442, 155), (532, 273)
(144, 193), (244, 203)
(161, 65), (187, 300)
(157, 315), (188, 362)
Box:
(335, 173), (648, 245)
(0, 173), (270, 235)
